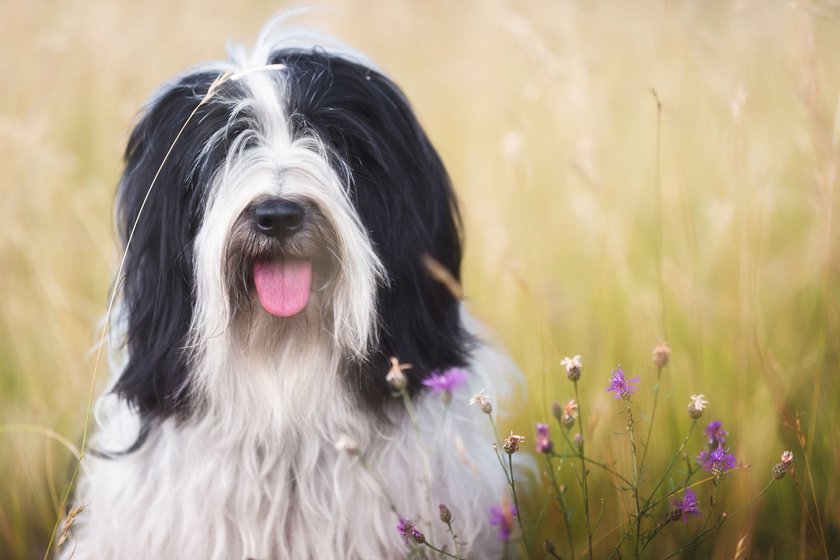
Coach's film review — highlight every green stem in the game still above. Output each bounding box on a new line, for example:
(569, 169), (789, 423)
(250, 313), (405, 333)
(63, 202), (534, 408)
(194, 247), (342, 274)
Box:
(444, 520), (462, 560)
(626, 405), (642, 559)
(545, 455), (575, 558)
(641, 421), (697, 514)
(551, 451), (634, 489)
(421, 540), (461, 559)
(637, 366), (663, 480)
(574, 381), (594, 558)
(508, 453), (529, 558)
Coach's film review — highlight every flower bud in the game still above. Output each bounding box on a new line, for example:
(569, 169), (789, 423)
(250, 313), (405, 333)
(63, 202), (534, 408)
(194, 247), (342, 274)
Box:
(439, 504), (452, 524)
(573, 432), (584, 452)
(543, 539), (557, 554)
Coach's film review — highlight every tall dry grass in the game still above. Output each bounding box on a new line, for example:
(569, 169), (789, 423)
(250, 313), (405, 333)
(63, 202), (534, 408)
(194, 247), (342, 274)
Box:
(1, 0), (838, 557)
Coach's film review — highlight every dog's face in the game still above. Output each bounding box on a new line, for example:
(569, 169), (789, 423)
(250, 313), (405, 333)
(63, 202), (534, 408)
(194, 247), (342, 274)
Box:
(112, 49), (472, 421)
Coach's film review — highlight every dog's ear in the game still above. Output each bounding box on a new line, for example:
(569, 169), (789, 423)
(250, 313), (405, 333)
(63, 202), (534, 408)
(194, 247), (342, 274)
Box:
(277, 52), (473, 403)
(112, 70), (236, 417)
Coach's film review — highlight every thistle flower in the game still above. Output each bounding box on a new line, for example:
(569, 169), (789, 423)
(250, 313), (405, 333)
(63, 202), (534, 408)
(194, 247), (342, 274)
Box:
(561, 355), (582, 381)
(652, 341), (671, 368)
(606, 366), (640, 400)
(423, 368), (468, 404)
(687, 394), (708, 420)
(386, 357), (411, 391)
(698, 444), (737, 477)
(503, 431), (525, 455)
(489, 501), (518, 541)
(669, 488), (701, 522)
(772, 450), (794, 480)
(535, 423), (553, 454)
(704, 420), (728, 448)
(469, 390), (493, 414)
(396, 517), (425, 545)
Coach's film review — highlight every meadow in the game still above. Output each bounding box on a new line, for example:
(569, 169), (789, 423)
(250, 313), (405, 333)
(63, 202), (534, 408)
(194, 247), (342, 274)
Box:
(1, 0), (838, 557)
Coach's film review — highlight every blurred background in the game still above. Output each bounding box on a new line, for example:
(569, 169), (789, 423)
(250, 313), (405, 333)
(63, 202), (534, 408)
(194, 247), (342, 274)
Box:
(1, 0), (839, 558)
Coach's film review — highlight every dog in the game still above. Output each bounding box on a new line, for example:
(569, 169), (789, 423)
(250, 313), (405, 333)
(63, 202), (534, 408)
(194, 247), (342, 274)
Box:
(61, 17), (518, 559)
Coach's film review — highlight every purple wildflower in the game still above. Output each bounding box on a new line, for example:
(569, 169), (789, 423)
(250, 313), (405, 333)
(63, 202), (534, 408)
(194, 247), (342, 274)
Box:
(704, 421), (728, 448)
(396, 517), (424, 545)
(422, 368), (468, 398)
(489, 501), (518, 541)
(670, 488), (701, 522)
(606, 366), (640, 400)
(698, 444), (737, 476)
(535, 423), (553, 454)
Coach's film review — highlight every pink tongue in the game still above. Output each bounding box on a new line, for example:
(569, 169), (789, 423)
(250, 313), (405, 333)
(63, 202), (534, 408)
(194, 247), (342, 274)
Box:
(252, 258), (313, 317)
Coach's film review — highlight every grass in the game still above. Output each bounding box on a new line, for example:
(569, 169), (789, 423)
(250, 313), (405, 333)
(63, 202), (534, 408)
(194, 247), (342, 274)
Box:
(1, 0), (839, 557)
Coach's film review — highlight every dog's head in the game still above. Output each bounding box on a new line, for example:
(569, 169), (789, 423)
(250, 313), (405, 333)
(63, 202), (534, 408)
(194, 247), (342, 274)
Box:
(112, 35), (472, 420)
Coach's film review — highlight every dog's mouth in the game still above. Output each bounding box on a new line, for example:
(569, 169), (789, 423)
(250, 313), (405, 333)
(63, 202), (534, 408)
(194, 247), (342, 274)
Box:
(252, 257), (312, 317)
(227, 197), (335, 317)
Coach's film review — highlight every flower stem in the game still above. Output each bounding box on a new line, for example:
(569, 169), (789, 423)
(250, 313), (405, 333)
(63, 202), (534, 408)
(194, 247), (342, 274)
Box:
(574, 381), (594, 559)
(421, 541), (461, 559)
(640, 420), (697, 517)
(626, 404), (642, 559)
(637, 366), (663, 480)
(443, 519), (462, 560)
(545, 455), (575, 558)
(508, 453), (529, 558)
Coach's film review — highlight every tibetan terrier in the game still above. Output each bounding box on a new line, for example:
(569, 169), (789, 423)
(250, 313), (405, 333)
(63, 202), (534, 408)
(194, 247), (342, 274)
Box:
(62, 17), (517, 559)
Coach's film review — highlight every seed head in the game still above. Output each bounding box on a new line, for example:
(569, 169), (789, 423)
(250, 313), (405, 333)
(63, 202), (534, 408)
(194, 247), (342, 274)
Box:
(503, 431), (525, 455)
(543, 539), (557, 554)
(652, 341), (671, 368)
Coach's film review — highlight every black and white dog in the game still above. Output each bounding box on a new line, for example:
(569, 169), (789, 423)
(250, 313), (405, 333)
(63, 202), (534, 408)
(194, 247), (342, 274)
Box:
(64, 17), (516, 559)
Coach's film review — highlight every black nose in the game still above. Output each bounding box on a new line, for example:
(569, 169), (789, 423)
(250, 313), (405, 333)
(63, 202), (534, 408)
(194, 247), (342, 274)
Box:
(253, 199), (306, 239)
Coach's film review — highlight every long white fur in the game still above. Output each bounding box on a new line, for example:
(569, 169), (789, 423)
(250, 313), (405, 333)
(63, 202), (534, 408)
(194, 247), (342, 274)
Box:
(64, 18), (519, 560)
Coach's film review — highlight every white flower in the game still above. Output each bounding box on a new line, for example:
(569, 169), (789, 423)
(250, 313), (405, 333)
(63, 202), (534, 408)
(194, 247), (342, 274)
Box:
(688, 394), (708, 419)
(334, 434), (359, 454)
(561, 355), (582, 372)
(561, 355), (582, 381)
(386, 357), (411, 391)
(469, 390), (493, 414)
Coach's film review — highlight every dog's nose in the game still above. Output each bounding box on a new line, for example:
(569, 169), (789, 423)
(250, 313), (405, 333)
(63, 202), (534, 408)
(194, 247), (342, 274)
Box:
(253, 199), (306, 239)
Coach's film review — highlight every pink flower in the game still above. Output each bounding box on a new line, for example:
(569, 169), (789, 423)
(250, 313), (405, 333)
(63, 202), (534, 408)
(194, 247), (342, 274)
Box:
(489, 500), (518, 541)
(606, 366), (640, 400)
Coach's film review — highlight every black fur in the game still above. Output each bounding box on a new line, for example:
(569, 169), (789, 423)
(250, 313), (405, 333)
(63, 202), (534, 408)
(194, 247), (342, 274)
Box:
(114, 48), (471, 424)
